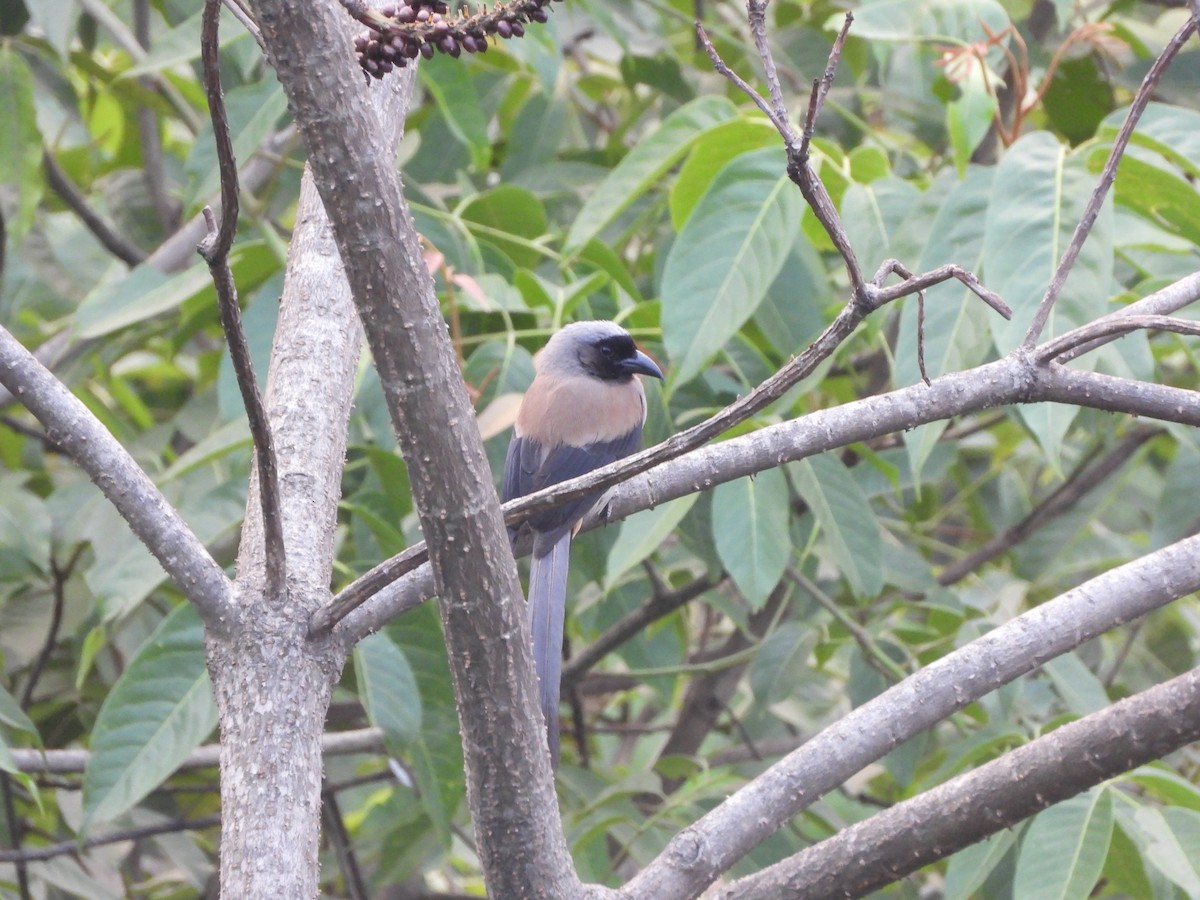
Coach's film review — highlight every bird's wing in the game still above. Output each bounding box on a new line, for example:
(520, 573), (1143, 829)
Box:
(505, 425), (643, 542)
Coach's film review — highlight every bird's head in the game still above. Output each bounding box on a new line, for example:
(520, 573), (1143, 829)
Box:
(541, 320), (665, 383)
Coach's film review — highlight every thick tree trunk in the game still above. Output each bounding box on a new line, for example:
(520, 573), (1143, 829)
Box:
(208, 620), (345, 896)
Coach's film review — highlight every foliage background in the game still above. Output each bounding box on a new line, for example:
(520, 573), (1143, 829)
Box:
(1, 0), (1199, 895)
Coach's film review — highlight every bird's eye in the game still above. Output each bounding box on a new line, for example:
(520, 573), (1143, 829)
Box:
(599, 345), (614, 357)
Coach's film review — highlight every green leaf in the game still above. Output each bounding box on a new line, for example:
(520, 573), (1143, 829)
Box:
(661, 147), (803, 385)
(0, 46), (44, 237)
(185, 74), (289, 208)
(1126, 765), (1200, 813)
(944, 828), (1019, 899)
(0, 682), (38, 742)
(896, 166), (996, 481)
(385, 605), (464, 847)
(1013, 787), (1113, 900)
(355, 632), (422, 747)
(1110, 153), (1200, 246)
(983, 132), (1112, 461)
(565, 95), (737, 250)
(459, 185), (549, 270)
(1103, 812), (1155, 900)
(1133, 805), (1200, 895)
(669, 117), (778, 230)
(420, 55), (490, 171)
(749, 622), (816, 704)
(789, 455), (883, 600)
(841, 177), (921, 274)
(76, 261), (213, 338)
(83, 604), (217, 828)
(1102, 102), (1200, 179)
(841, 0), (1010, 41)
(0, 474), (51, 579)
(948, 64), (999, 174)
(1043, 652), (1109, 715)
(711, 468), (791, 608)
(118, 7), (248, 78)
(605, 494), (698, 587)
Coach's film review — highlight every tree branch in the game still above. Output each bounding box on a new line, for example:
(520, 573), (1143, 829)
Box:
(1021, 13), (1200, 347)
(621, 531), (1200, 899)
(0, 815), (222, 865)
(720, 665), (1200, 898)
(1057, 270), (1200, 363)
(198, 0), (286, 602)
(0, 328), (235, 629)
(9, 727), (385, 774)
(561, 575), (724, 689)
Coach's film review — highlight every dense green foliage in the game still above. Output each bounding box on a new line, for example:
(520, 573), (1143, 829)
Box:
(1, 0), (1199, 896)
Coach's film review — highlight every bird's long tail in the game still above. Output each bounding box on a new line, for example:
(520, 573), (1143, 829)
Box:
(528, 531), (571, 768)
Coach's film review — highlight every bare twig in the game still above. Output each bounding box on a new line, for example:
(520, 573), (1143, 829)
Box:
(321, 786), (370, 900)
(1035, 314), (1200, 363)
(1021, 14), (1200, 347)
(802, 12), (854, 161)
(222, 0), (265, 48)
(335, 346), (1200, 642)
(694, 22), (788, 135)
(746, 0), (787, 123)
(787, 568), (907, 682)
(197, 0), (287, 602)
(0, 815), (222, 864)
(1057, 271), (1200, 363)
(42, 151), (146, 267)
(19, 545), (83, 708)
(0, 775), (30, 898)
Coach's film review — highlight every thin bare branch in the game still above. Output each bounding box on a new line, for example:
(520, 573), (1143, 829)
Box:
(1057, 271), (1200, 363)
(132, 0), (178, 235)
(694, 23), (789, 136)
(1035, 313), (1200, 362)
(0, 815), (222, 864)
(335, 347), (1200, 642)
(746, 0), (787, 123)
(0, 327), (235, 629)
(198, 0), (287, 602)
(1021, 14), (1200, 347)
(222, 0), (265, 48)
(9, 727), (385, 775)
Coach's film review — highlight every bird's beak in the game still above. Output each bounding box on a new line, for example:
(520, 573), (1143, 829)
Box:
(621, 349), (665, 380)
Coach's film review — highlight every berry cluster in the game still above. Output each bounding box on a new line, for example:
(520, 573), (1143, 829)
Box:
(354, 0), (558, 79)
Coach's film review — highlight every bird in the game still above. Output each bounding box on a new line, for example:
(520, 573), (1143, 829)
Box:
(503, 320), (664, 767)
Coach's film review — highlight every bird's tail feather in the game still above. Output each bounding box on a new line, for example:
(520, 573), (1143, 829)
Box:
(528, 532), (571, 768)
